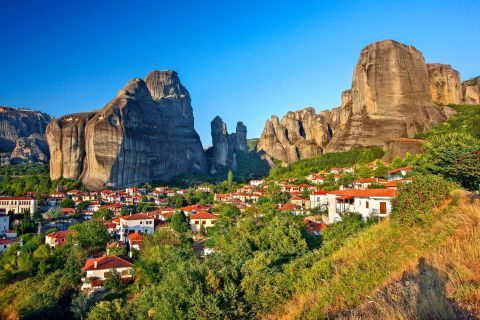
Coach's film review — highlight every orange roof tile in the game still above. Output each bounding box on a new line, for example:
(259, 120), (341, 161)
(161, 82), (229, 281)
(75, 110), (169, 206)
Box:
(83, 256), (133, 271)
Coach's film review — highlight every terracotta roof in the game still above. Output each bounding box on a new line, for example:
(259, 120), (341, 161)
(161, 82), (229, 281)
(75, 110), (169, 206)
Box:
(312, 190), (327, 195)
(121, 213), (153, 221)
(0, 239), (19, 245)
(83, 256), (133, 271)
(388, 167), (412, 174)
(190, 211), (217, 220)
(46, 230), (72, 239)
(354, 177), (388, 184)
(280, 203), (300, 212)
(328, 188), (396, 197)
(128, 232), (143, 243)
(0, 197), (34, 201)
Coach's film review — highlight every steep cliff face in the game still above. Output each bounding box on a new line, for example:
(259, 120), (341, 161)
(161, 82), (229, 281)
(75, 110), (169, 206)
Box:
(209, 116), (248, 171)
(382, 138), (425, 163)
(462, 77), (480, 105)
(46, 112), (97, 180)
(0, 106), (53, 159)
(427, 63), (462, 105)
(47, 71), (207, 189)
(258, 40), (453, 163)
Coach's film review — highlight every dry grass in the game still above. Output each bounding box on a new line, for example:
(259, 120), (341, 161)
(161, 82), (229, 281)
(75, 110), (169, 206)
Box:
(266, 192), (480, 319)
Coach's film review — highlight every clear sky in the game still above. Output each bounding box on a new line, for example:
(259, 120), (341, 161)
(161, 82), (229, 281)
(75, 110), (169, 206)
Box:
(0, 0), (479, 146)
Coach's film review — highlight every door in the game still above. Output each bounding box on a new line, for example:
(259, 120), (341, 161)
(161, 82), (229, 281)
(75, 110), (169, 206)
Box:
(380, 202), (387, 214)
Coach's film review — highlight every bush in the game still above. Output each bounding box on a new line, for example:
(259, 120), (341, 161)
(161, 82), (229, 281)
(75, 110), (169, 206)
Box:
(391, 174), (453, 226)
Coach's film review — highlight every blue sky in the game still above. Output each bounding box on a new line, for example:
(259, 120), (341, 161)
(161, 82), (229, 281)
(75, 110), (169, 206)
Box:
(0, 0), (478, 146)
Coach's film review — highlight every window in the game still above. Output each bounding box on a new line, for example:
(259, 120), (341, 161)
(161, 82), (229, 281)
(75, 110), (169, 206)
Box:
(366, 201), (369, 208)
(202, 221), (206, 225)
(195, 221), (199, 225)
(121, 269), (130, 276)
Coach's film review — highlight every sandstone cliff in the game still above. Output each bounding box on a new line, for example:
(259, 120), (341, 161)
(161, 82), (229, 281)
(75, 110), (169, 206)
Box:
(47, 71), (207, 189)
(427, 63), (462, 105)
(462, 77), (480, 105)
(0, 106), (53, 162)
(258, 40), (454, 163)
(208, 116), (248, 172)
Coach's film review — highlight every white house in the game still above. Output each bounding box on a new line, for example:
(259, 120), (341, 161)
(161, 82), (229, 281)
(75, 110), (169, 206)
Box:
(0, 197), (37, 214)
(81, 256), (133, 292)
(189, 211), (217, 233)
(310, 190), (328, 210)
(45, 230), (72, 248)
(352, 177), (388, 190)
(250, 180), (265, 187)
(0, 238), (22, 253)
(119, 213), (155, 242)
(327, 188), (396, 223)
(387, 167), (412, 181)
(0, 213), (9, 235)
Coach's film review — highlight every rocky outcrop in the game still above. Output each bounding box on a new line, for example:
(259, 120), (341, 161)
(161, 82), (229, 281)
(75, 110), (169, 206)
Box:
(209, 116), (248, 171)
(0, 106), (53, 161)
(10, 134), (49, 164)
(258, 40), (453, 163)
(462, 77), (480, 105)
(427, 63), (462, 105)
(46, 112), (96, 180)
(382, 138), (425, 163)
(47, 71), (207, 189)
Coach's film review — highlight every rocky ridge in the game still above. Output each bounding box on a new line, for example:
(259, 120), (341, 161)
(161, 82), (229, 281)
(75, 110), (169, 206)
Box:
(47, 71), (207, 189)
(0, 106), (53, 164)
(257, 40), (477, 164)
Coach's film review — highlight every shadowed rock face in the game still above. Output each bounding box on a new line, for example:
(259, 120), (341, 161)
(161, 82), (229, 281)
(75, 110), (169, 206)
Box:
(382, 138), (426, 163)
(427, 63), (462, 105)
(0, 106), (53, 154)
(47, 71), (207, 189)
(462, 77), (480, 105)
(209, 116), (248, 171)
(258, 40), (454, 163)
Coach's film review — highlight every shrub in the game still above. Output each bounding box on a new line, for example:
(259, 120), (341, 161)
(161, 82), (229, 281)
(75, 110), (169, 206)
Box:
(391, 174), (453, 226)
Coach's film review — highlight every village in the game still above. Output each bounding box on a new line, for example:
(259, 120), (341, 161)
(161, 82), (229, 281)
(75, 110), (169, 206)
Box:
(0, 161), (413, 293)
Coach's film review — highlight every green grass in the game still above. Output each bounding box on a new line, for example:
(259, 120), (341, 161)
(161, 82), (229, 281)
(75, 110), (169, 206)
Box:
(416, 104), (480, 139)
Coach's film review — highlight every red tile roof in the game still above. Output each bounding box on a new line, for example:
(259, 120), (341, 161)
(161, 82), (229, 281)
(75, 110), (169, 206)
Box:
(328, 188), (396, 197)
(388, 167), (412, 174)
(46, 230), (72, 240)
(83, 256), (133, 271)
(190, 211), (217, 220)
(0, 239), (19, 245)
(279, 203), (300, 212)
(312, 190), (327, 195)
(354, 177), (388, 184)
(121, 213), (153, 221)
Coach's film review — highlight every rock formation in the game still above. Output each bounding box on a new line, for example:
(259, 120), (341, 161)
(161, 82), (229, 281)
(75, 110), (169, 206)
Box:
(462, 77), (480, 105)
(209, 116), (248, 171)
(47, 71), (207, 189)
(382, 138), (425, 163)
(258, 40), (453, 163)
(0, 106), (53, 163)
(427, 63), (462, 105)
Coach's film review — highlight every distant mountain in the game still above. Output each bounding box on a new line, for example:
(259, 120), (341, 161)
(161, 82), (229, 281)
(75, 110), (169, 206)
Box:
(257, 39), (479, 164)
(0, 106), (53, 164)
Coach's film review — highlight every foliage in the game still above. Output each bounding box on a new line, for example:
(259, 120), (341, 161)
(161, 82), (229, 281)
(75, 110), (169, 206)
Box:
(69, 220), (111, 254)
(391, 174), (454, 226)
(170, 210), (189, 234)
(77, 200), (90, 211)
(60, 198), (75, 208)
(269, 147), (384, 179)
(94, 208), (114, 221)
(416, 104), (480, 139)
(416, 132), (480, 190)
(87, 300), (123, 320)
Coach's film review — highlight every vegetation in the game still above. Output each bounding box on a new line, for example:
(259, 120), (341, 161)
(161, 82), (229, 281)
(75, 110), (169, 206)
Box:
(269, 147), (384, 180)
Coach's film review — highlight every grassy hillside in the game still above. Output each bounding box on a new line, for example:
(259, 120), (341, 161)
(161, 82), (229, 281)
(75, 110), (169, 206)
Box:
(416, 104), (480, 139)
(267, 192), (480, 319)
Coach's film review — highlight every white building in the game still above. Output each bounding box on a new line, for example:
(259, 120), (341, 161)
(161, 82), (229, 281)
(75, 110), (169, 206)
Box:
(352, 177), (388, 190)
(327, 188), (396, 223)
(0, 197), (37, 214)
(310, 190), (328, 210)
(190, 211), (217, 233)
(250, 180), (265, 187)
(387, 167), (412, 181)
(81, 256), (133, 292)
(0, 238), (22, 253)
(119, 213), (155, 242)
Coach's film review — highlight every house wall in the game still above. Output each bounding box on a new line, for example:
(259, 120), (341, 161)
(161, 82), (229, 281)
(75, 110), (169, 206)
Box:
(119, 219), (154, 241)
(0, 215), (9, 234)
(190, 218), (216, 233)
(0, 199), (37, 214)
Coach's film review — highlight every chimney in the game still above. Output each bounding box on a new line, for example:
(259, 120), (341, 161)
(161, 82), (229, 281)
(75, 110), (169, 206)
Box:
(94, 260), (97, 269)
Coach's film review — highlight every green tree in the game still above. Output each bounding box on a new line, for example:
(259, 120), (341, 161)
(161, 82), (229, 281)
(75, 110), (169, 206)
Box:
(69, 220), (111, 254)
(77, 201), (90, 211)
(417, 132), (480, 190)
(93, 208), (114, 221)
(170, 210), (189, 234)
(374, 160), (389, 178)
(70, 291), (90, 320)
(227, 170), (234, 186)
(59, 198), (75, 208)
(86, 300), (123, 320)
